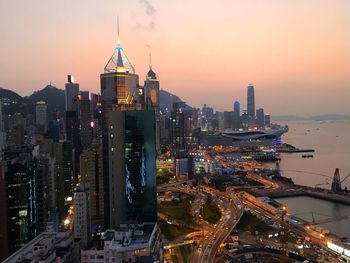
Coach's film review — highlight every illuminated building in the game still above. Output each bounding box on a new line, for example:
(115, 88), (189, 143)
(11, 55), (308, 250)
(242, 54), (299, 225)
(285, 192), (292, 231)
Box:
(107, 110), (157, 228)
(0, 150), (34, 260)
(35, 101), (47, 133)
(101, 23), (156, 229)
(101, 34), (139, 228)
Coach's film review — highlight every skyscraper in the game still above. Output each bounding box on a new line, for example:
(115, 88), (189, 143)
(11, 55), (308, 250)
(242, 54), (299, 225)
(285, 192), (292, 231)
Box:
(35, 101), (47, 132)
(100, 26), (156, 229)
(247, 84), (255, 119)
(256, 108), (265, 128)
(79, 91), (92, 150)
(65, 75), (79, 112)
(233, 100), (241, 130)
(0, 150), (34, 260)
(108, 110), (157, 228)
(144, 61), (160, 153)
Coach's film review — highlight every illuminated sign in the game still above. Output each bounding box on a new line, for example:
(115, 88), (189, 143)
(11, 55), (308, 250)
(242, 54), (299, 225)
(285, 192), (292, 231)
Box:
(327, 242), (344, 254)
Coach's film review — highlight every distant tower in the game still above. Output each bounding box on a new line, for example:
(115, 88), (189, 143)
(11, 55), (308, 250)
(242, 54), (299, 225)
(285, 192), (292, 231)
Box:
(247, 84), (255, 119)
(233, 100), (241, 130)
(331, 168), (341, 192)
(256, 108), (265, 128)
(35, 101), (48, 132)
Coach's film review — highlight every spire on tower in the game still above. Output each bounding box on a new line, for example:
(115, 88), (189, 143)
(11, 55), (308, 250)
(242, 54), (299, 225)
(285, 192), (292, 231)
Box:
(117, 16), (120, 48)
(149, 51), (152, 70)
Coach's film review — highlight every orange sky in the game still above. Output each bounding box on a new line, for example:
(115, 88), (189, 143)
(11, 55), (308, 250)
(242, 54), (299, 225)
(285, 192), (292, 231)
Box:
(0, 0), (350, 116)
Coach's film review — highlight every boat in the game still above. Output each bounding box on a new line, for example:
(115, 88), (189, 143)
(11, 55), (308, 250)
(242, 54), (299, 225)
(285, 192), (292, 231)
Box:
(302, 154), (313, 158)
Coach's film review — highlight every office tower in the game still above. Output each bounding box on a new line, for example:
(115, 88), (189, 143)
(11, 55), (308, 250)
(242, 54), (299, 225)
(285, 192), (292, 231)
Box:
(65, 75), (79, 111)
(74, 184), (90, 247)
(100, 32), (141, 228)
(144, 61), (160, 154)
(80, 145), (103, 226)
(256, 108), (265, 128)
(247, 84), (255, 119)
(233, 100), (241, 130)
(108, 110), (157, 228)
(35, 101), (47, 132)
(0, 150), (34, 260)
(80, 91), (92, 150)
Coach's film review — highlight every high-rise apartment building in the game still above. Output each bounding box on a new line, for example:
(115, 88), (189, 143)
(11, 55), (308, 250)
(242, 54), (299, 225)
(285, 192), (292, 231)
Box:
(80, 145), (103, 226)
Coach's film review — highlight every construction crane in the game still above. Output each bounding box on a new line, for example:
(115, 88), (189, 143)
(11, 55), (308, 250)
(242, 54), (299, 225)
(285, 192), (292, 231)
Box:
(278, 168), (350, 191)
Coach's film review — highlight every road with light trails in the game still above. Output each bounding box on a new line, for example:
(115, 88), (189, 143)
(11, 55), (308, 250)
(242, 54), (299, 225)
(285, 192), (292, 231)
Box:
(192, 188), (244, 263)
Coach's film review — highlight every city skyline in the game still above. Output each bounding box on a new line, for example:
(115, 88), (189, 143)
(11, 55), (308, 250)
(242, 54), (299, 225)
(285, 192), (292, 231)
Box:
(1, 0), (350, 116)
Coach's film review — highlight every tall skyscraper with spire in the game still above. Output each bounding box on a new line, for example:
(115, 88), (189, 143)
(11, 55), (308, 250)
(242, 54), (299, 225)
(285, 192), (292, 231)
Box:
(144, 53), (161, 153)
(100, 19), (157, 229)
(247, 84), (255, 127)
(247, 84), (255, 118)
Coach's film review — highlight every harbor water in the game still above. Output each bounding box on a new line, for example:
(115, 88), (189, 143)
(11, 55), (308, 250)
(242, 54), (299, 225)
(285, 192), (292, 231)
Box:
(275, 196), (350, 239)
(274, 120), (350, 239)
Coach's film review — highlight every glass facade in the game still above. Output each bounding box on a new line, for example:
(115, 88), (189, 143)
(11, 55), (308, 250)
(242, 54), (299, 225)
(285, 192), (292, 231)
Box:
(124, 111), (157, 222)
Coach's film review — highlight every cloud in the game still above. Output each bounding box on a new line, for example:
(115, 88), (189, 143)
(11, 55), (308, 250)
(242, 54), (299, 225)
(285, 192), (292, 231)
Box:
(136, 21), (156, 31)
(139, 0), (156, 16)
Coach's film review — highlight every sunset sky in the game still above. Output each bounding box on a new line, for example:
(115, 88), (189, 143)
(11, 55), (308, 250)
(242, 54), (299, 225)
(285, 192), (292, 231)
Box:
(1, 0), (350, 116)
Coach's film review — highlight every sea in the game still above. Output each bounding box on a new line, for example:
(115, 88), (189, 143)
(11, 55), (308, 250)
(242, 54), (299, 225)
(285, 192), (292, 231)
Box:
(273, 120), (350, 239)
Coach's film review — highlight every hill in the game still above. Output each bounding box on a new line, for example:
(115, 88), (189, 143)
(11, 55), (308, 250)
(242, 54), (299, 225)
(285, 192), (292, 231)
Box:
(27, 85), (65, 116)
(159, 89), (182, 110)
